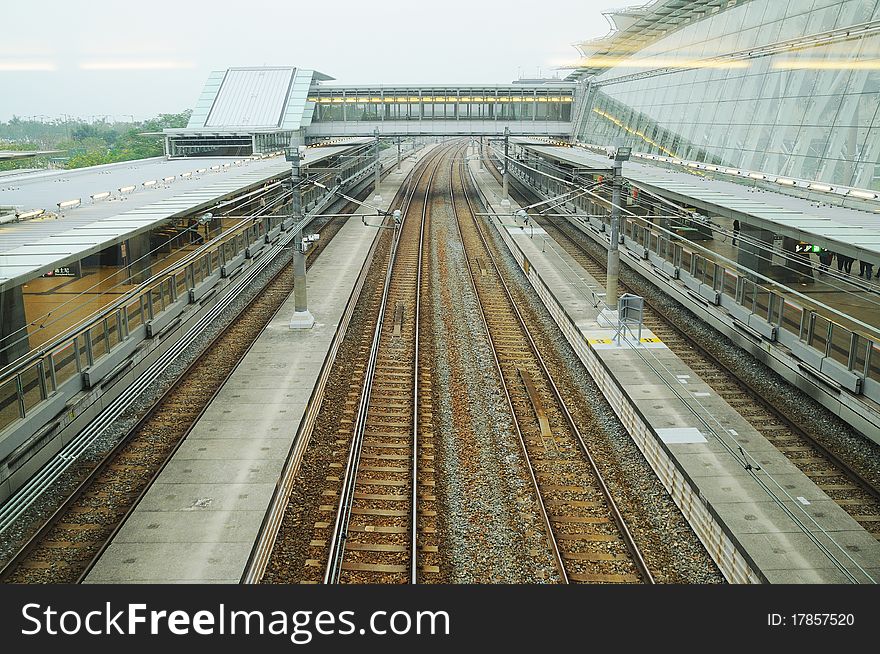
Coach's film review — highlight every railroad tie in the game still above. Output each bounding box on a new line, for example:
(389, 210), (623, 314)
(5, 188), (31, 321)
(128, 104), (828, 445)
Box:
(518, 368), (553, 442)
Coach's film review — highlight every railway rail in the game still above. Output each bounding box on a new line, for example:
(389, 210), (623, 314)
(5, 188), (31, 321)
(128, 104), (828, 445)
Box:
(313, 143), (451, 584)
(454, 144), (653, 583)
(0, 202), (362, 584)
(501, 169), (880, 545)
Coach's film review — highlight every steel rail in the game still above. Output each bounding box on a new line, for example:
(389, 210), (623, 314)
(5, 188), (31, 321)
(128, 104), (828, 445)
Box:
(241, 151), (426, 584)
(323, 142), (452, 584)
(456, 143), (655, 584)
(447, 142), (569, 584)
(543, 213), (880, 546)
(0, 198), (350, 575)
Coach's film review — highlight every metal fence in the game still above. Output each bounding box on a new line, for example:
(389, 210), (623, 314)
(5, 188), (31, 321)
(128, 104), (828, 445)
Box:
(505, 156), (880, 398)
(0, 213), (284, 434)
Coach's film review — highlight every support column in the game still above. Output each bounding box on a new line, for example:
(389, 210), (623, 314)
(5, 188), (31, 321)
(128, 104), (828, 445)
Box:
(396, 136), (402, 174)
(125, 232), (152, 284)
(736, 222), (776, 278)
(0, 285), (29, 366)
(606, 159), (622, 308)
(288, 146), (315, 329)
(501, 126), (510, 207)
(373, 127), (382, 202)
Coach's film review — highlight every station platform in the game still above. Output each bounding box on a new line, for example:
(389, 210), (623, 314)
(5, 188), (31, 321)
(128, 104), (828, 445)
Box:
(701, 215), (880, 338)
(20, 216), (245, 349)
(469, 154), (880, 583)
(84, 147), (427, 583)
(511, 140), (880, 338)
(0, 142), (367, 289)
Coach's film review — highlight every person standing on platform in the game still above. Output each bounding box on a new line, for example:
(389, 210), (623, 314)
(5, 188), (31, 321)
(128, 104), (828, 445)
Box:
(817, 249), (833, 275)
(732, 219), (740, 246)
(860, 260), (874, 279)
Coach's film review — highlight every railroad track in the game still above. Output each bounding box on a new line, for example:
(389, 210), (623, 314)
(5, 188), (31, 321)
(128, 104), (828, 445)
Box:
(0, 203), (362, 584)
(316, 143), (451, 584)
(455, 144), (653, 583)
(533, 211), (880, 544)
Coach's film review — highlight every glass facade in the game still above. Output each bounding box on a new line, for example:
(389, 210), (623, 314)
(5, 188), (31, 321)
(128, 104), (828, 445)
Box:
(576, 0), (880, 189)
(309, 87), (573, 122)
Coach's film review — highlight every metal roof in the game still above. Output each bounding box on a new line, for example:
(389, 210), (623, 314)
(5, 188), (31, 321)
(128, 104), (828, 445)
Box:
(516, 142), (880, 262)
(205, 67), (295, 128)
(184, 67), (333, 133)
(0, 143), (363, 292)
(0, 151), (63, 161)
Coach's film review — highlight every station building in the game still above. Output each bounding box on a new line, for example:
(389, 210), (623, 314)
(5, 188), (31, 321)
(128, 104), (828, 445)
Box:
(570, 0), (880, 193)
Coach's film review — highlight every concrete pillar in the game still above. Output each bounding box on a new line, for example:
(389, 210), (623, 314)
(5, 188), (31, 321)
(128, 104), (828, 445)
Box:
(0, 285), (29, 366)
(125, 232), (152, 284)
(501, 126), (510, 207)
(373, 127), (382, 202)
(288, 147), (315, 329)
(606, 160), (622, 308)
(736, 225), (812, 283)
(736, 223), (776, 278)
(783, 235), (814, 283)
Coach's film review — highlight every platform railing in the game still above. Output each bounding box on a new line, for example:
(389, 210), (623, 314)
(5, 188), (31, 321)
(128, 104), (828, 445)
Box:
(0, 146), (397, 442)
(0, 212), (284, 436)
(615, 213), (880, 390)
(501, 155), (880, 401)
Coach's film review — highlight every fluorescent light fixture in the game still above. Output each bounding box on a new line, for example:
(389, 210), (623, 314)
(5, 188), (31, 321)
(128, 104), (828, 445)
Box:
(196, 168), (207, 174)
(748, 172), (765, 180)
(0, 61), (57, 72)
(57, 198), (81, 209)
(79, 60), (195, 71)
(180, 171), (192, 179)
(222, 163), (231, 168)
(17, 208), (45, 220)
(91, 191), (111, 201)
(775, 178), (795, 186)
(687, 162), (700, 168)
(725, 168), (741, 175)
(809, 183), (832, 192)
(848, 189), (877, 200)
(210, 165), (221, 171)
(706, 165), (719, 171)
(119, 185), (136, 193)
(163, 176), (175, 183)
(143, 179), (157, 188)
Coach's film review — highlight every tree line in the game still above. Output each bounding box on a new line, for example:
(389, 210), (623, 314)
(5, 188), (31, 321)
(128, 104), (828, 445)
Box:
(0, 111), (192, 171)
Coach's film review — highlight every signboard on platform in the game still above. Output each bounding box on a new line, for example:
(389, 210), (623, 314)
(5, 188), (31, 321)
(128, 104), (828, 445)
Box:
(41, 267), (75, 277)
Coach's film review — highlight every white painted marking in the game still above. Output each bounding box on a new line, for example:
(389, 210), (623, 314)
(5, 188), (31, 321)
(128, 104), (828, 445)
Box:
(657, 427), (707, 444)
(693, 392), (711, 397)
(797, 496), (811, 506)
(729, 429), (738, 436)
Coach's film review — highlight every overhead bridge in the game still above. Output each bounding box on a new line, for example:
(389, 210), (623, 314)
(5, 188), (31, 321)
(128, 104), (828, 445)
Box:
(303, 85), (574, 138)
(163, 68), (575, 156)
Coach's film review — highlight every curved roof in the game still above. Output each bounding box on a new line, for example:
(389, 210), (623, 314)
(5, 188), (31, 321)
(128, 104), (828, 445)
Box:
(567, 0), (745, 80)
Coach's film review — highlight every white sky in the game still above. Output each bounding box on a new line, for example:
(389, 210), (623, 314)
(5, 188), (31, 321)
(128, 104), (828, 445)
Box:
(0, 0), (613, 121)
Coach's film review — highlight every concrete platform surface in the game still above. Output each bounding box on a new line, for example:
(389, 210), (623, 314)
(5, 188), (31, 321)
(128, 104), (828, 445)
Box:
(470, 152), (880, 584)
(85, 149), (429, 583)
